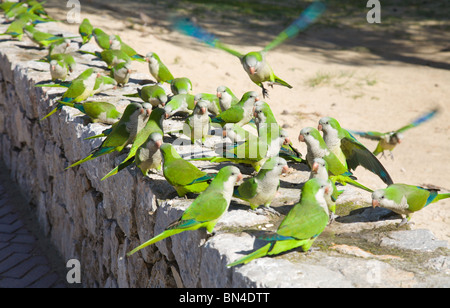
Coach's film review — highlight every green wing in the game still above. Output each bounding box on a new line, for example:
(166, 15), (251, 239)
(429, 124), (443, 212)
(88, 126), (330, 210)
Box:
(181, 191), (228, 223)
(237, 178), (258, 200)
(164, 159), (207, 186)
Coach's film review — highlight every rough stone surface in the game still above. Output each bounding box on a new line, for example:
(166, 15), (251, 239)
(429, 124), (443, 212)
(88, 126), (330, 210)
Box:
(0, 19), (448, 288)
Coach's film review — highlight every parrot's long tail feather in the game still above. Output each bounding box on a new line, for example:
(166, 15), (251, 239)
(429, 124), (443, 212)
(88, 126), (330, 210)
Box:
(331, 175), (374, 193)
(227, 243), (272, 267)
(127, 229), (184, 257)
(434, 193), (450, 203)
(40, 105), (59, 121)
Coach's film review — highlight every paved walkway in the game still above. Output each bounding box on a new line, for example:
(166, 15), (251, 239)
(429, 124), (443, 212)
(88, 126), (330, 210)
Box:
(0, 171), (69, 288)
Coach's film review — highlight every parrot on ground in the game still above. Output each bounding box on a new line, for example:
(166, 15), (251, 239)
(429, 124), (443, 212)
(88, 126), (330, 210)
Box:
(185, 100), (211, 144)
(135, 132), (164, 176)
(174, 1), (326, 98)
(23, 24), (78, 48)
(372, 183), (450, 226)
(49, 59), (68, 81)
(216, 85), (239, 111)
(160, 143), (216, 197)
(125, 85), (168, 108)
(194, 92), (222, 116)
(350, 108), (440, 159)
(164, 94), (196, 118)
(145, 52), (174, 84)
(57, 100), (122, 125)
(79, 18), (93, 45)
(227, 178), (330, 267)
(309, 158), (339, 217)
(233, 157), (288, 213)
(211, 91), (259, 127)
(298, 127), (374, 193)
(171, 77), (193, 95)
(66, 102), (151, 169)
(110, 61), (132, 86)
(127, 165), (242, 257)
(318, 117), (393, 185)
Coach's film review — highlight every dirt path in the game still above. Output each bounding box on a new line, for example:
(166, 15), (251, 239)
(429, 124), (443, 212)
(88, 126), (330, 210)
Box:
(41, 1), (449, 242)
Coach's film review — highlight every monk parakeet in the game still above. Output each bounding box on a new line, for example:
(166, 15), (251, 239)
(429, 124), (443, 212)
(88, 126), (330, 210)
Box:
(194, 93), (221, 116)
(79, 18), (93, 45)
(185, 100), (210, 144)
(40, 68), (99, 120)
(49, 59), (68, 81)
(164, 94), (195, 118)
(222, 123), (257, 144)
(211, 91), (259, 126)
(101, 106), (166, 181)
(109, 35), (146, 62)
(23, 24), (77, 48)
(57, 100), (122, 125)
(217, 85), (239, 111)
(92, 75), (117, 95)
(170, 77), (193, 95)
(318, 117), (393, 185)
(48, 39), (71, 55)
(38, 52), (76, 74)
(127, 165), (242, 256)
(145, 52), (174, 84)
(131, 85), (168, 108)
(310, 158), (338, 216)
(174, 2), (326, 97)
(299, 127), (374, 193)
(350, 108), (440, 159)
(135, 132), (163, 176)
(234, 157), (288, 211)
(227, 177), (330, 267)
(66, 102), (151, 169)
(92, 28), (111, 50)
(372, 184), (450, 226)
(110, 61), (132, 86)
(160, 143), (217, 197)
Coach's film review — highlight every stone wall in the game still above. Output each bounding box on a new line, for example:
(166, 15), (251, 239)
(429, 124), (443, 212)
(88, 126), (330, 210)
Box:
(0, 20), (448, 288)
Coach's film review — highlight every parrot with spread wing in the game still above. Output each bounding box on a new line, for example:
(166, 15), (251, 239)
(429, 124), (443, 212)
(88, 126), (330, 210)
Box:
(318, 117), (393, 185)
(372, 183), (450, 226)
(350, 108), (440, 159)
(127, 165), (242, 257)
(227, 178), (330, 267)
(174, 1), (326, 97)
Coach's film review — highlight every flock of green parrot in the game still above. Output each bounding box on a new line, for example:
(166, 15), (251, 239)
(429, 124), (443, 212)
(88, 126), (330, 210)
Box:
(1, 0), (448, 268)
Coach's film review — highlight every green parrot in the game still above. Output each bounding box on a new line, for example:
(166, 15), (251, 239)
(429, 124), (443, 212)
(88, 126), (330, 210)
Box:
(310, 158), (339, 216)
(127, 165), (242, 257)
(37, 51), (76, 74)
(92, 28), (111, 50)
(110, 61), (132, 86)
(49, 59), (68, 81)
(101, 106), (165, 180)
(372, 184), (450, 226)
(211, 91), (259, 127)
(185, 100), (210, 144)
(170, 77), (193, 95)
(160, 143), (216, 197)
(48, 39), (71, 55)
(145, 52), (174, 84)
(40, 68), (99, 120)
(350, 108), (440, 159)
(109, 35), (146, 62)
(57, 100), (122, 125)
(194, 93), (221, 116)
(163, 94), (195, 118)
(227, 177), (330, 267)
(135, 132), (163, 176)
(23, 24), (78, 48)
(79, 18), (93, 45)
(66, 102), (151, 169)
(174, 2), (326, 97)
(318, 117), (393, 185)
(98, 49), (132, 69)
(222, 123), (257, 145)
(298, 127), (374, 193)
(125, 85), (168, 108)
(234, 157), (288, 211)
(216, 85), (239, 111)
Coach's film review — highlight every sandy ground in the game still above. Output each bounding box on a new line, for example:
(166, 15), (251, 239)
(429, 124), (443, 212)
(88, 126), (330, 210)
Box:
(38, 1), (449, 242)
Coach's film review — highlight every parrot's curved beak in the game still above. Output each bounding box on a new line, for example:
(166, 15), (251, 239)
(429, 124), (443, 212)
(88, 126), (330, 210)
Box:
(318, 124), (323, 131)
(312, 162), (319, 173)
(217, 92), (221, 98)
(165, 113), (170, 119)
(249, 67), (256, 75)
(324, 186), (330, 195)
(372, 199), (379, 208)
(51, 65), (55, 71)
(200, 107), (207, 114)
(127, 69), (132, 74)
(283, 137), (291, 145)
(155, 140), (162, 149)
(236, 173), (243, 183)
(222, 130), (227, 137)
(255, 96), (260, 102)
(146, 108), (152, 116)
(298, 134), (305, 142)
(282, 165), (289, 174)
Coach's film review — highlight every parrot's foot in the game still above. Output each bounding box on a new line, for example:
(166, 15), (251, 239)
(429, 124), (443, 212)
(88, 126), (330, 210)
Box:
(328, 213), (339, 224)
(264, 206), (281, 216)
(250, 206), (280, 216)
(304, 246), (320, 255)
(260, 85), (269, 99)
(398, 218), (414, 227)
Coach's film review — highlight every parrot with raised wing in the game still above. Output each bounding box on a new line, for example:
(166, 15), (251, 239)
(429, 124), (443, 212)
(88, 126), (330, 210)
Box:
(227, 178), (330, 267)
(372, 183), (450, 226)
(174, 1), (326, 97)
(350, 108), (440, 159)
(127, 165), (242, 257)
(318, 117), (393, 185)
